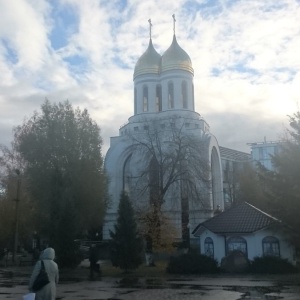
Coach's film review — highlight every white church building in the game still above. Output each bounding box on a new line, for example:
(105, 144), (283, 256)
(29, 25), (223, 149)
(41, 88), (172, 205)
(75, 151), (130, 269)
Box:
(103, 20), (226, 245)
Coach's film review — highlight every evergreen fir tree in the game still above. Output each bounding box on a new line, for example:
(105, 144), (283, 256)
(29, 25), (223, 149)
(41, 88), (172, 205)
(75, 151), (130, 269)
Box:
(109, 192), (143, 271)
(259, 111), (300, 231)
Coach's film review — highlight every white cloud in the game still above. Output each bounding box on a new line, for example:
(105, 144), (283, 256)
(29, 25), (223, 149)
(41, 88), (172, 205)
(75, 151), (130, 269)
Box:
(0, 0), (51, 71)
(0, 0), (299, 154)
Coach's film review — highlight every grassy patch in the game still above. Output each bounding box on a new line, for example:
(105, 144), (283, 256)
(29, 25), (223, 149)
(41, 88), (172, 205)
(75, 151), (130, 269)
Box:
(101, 260), (170, 278)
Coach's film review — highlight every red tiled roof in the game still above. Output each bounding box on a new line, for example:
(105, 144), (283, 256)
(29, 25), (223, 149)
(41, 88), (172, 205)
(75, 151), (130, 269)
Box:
(192, 202), (280, 236)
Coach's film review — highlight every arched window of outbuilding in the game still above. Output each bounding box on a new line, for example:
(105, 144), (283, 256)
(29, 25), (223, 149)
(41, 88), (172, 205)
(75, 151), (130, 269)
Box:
(168, 81), (174, 109)
(182, 81), (188, 109)
(227, 236), (247, 256)
(156, 85), (162, 112)
(262, 236), (280, 257)
(143, 86), (148, 112)
(204, 237), (214, 258)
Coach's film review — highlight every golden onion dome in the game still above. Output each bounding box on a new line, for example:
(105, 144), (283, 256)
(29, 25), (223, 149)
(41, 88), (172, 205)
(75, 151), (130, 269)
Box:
(134, 39), (161, 79)
(161, 35), (193, 74)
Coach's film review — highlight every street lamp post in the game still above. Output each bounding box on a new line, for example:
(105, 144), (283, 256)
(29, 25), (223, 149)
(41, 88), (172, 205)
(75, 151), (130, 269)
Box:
(12, 169), (21, 264)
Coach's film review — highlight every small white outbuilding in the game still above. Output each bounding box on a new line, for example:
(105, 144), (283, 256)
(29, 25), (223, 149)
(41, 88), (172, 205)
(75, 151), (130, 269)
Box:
(192, 202), (297, 265)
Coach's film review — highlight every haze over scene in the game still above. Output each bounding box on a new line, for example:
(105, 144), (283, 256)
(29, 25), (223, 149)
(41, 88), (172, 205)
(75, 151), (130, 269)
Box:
(0, 0), (299, 153)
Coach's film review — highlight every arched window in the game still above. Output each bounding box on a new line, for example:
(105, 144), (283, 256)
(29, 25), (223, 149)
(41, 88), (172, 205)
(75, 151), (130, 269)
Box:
(262, 236), (280, 257)
(134, 88), (137, 115)
(168, 81), (174, 109)
(192, 83), (195, 110)
(204, 237), (214, 258)
(227, 236), (247, 255)
(123, 155), (132, 194)
(182, 81), (188, 109)
(211, 147), (222, 210)
(156, 85), (162, 112)
(143, 86), (148, 112)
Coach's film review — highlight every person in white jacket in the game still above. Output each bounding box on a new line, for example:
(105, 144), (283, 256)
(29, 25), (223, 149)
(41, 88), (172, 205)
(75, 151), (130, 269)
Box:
(29, 247), (59, 300)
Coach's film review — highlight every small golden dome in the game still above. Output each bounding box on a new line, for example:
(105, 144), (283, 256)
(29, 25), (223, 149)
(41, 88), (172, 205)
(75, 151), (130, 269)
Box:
(134, 39), (161, 79)
(161, 35), (193, 74)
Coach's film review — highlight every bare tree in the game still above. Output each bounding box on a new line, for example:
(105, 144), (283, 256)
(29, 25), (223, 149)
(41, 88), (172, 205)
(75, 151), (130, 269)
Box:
(222, 160), (242, 207)
(124, 116), (211, 254)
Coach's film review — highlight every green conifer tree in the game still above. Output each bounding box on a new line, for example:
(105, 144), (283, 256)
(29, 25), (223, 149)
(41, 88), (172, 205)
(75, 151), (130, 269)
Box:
(259, 111), (300, 231)
(109, 192), (143, 272)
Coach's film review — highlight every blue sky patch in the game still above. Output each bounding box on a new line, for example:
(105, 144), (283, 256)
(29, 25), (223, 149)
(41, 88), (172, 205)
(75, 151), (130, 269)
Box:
(64, 54), (85, 65)
(2, 39), (18, 64)
(112, 53), (131, 69)
(63, 55), (90, 80)
(183, 0), (225, 18)
(261, 2), (287, 13)
(49, 1), (79, 50)
(211, 67), (222, 76)
(116, 0), (128, 12)
(274, 67), (296, 82)
(230, 63), (259, 75)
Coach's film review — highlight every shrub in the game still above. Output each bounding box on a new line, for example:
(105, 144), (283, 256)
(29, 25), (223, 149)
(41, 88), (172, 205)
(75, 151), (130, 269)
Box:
(166, 253), (219, 274)
(250, 256), (298, 274)
(220, 250), (250, 273)
(56, 241), (84, 268)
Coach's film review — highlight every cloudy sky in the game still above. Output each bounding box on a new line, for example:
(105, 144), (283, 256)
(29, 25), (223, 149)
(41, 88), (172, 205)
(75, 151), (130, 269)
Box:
(0, 0), (299, 154)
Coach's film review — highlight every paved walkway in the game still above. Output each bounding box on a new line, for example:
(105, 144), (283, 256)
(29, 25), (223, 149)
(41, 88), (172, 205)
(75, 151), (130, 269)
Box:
(1, 265), (300, 299)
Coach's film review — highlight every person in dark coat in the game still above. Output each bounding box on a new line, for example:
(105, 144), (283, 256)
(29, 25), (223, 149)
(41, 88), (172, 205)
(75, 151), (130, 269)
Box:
(89, 244), (101, 279)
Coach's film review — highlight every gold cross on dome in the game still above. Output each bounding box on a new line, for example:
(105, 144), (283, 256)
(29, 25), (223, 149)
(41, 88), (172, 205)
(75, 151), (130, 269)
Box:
(148, 19), (152, 39)
(172, 14), (176, 35)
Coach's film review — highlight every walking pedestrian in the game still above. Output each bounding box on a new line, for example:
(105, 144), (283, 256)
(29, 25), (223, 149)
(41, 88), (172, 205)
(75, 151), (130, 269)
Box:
(89, 244), (101, 279)
(29, 247), (59, 300)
